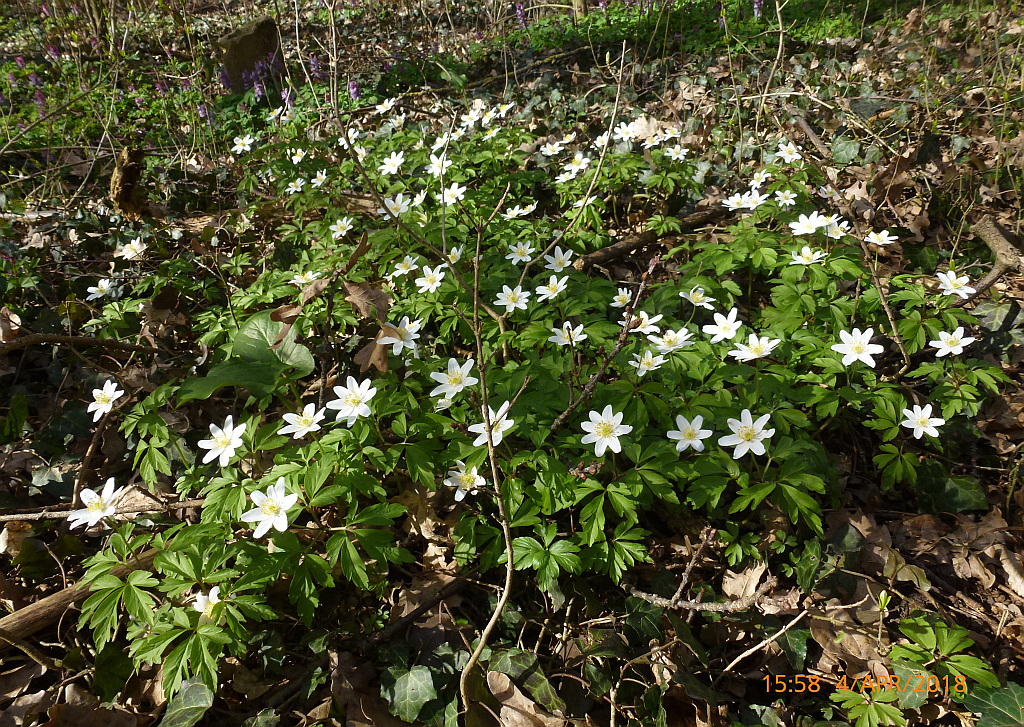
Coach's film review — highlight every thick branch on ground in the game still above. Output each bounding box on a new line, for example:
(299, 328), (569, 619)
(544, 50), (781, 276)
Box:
(0, 333), (162, 357)
(628, 576), (778, 612)
(782, 102), (831, 158)
(0, 549), (159, 653)
(574, 207), (728, 271)
(953, 216), (1024, 308)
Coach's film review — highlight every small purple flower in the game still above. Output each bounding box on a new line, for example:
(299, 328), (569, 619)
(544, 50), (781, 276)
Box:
(155, 81), (166, 95)
(515, 2), (526, 27)
(15, 57), (25, 69)
(221, 68), (231, 89)
(29, 73), (41, 87)
(253, 81), (264, 101)
(34, 89), (46, 112)
(282, 88), (293, 107)
(197, 103), (208, 119)
(753, 0), (763, 18)
(348, 80), (360, 100)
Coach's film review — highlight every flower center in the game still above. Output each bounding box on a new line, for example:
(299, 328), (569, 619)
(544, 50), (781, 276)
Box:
(458, 472), (476, 488)
(87, 500), (105, 513)
(447, 372), (463, 386)
(683, 427), (696, 439)
(948, 336), (960, 346)
(594, 421), (614, 438)
(95, 392), (112, 405)
(915, 415), (929, 428)
(849, 341), (865, 354)
(297, 414), (313, 427)
(344, 392), (362, 407)
(213, 433), (231, 449)
(749, 344), (765, 356)
(507, 292), (519, 303)
(737, 425), (757, 442)
(260, 499), (281, 517)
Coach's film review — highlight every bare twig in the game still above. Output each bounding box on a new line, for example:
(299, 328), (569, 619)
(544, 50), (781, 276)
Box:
(0, 333), (162, 357)
(952, 216), (1023, 307)
(550, 255), (659, 432)
(628, 575), (778, 612)
(711, 608), (810, 686)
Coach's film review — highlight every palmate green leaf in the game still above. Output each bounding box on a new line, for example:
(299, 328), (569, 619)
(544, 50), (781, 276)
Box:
(158, 677), (214, 727)
(962, 682), (1024, 726)
(383, 665), (436, 722)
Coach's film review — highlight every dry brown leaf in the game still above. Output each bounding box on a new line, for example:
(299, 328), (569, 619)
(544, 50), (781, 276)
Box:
(999, 546), (1024, 597)
(301, 277), (332, 305)
(342, 231), (372, 274)
(721, 562), (767, 600)
(486, 672), (564, 727)
(344, 282), (391, 323)
(0, 521), (33, 558)
(269, 303), (304, 349)
(0, 306), (22, 343)
(352, 327), (394, 375)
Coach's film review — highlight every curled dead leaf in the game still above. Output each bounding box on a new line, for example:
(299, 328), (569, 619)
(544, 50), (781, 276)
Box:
(721, 561), (767, 600)
(301, 277), (332, 305)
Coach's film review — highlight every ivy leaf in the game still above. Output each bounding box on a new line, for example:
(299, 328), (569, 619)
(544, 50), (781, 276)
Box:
(383, 665), (436, 722)
(963, 682), (1024, 726)
(832, 136), (860, 166)
(158, 677), (213, 727)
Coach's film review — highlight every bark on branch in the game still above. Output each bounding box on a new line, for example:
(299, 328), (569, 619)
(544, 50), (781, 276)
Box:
(953, 217), (1024, 308)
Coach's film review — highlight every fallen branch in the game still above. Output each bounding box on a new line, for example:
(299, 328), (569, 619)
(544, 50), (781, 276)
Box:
(0, 498), (205, 523)
(574, 207), (727, 271)
(628, 576), (778, 612)
(953, 217), (1024, 308)
(0, 333), (161, 357)
(0, 548), (159, 653)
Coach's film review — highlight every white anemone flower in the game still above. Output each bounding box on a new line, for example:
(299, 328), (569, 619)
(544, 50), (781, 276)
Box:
(666, 415), (713, 453)
(279, 403), (326, 439)
(68, 478), (126, 530)
(930, 327), (976, 357)
(831, 328), (884, 368)
(719, 410), (775, 459)
(326, 377), (377, 426)
(702, 308), (742, 343)
(444, 460), (485, 501)
(240, 478), (298, 538)
(379, 316), (422, 355)
(430, 358), (478, 398)
(900, 404), (945, 439)
(468, 401), (514, 447)
(198, 416), (246, 467)
(580, 405), (632, 457)
(88, 380), (124, 422)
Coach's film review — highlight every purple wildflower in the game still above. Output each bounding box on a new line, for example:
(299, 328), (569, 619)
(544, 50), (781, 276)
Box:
(348, 80), (360, 99)
(515, 2), (526, 27)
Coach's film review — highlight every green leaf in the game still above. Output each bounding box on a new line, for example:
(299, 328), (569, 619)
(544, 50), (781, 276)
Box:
(916, 462), (987, 513)
(93, 643), (135, 702)
(832, 136), (860, 166)
(488, 648), (566, 714)
(241, 710), (280, 727)
(158, 677), (214, 727)
(963, 682), (1024, 726)
(891, 659), (929, 709)
(177, 360), (281, 404)
(383, 666), (436, 722)
(232, 310), (315, 376)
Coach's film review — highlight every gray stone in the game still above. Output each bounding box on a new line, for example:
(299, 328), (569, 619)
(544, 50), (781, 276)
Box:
(216, 16), (280, 93)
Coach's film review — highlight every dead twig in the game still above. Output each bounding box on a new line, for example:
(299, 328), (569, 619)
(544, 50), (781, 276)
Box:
(0, 333), (162, 357)
(0, 498), (204, 523)
(628, 575), (778, 612)
(952, 216), (1024, 308)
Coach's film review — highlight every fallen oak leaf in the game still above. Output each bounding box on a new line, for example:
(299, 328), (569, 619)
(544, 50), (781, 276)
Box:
(344, 282), (391, 324)
(301, 277), (332, 305)
(353, 325), (399, 374)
